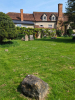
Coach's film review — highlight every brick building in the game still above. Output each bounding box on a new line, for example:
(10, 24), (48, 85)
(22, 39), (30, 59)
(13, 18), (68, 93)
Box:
(7, 3), (70, 33)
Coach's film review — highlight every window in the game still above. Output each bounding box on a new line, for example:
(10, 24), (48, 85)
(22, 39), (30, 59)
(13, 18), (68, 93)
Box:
(17, 24), (21, 27)
(48, 25), (52, 28)
(40, 25), (43, 27)
(51, 14), (56, 21)
(44, 16), (46, 20)
(42, 14), (47, 21)
(52, 17), (55, 20)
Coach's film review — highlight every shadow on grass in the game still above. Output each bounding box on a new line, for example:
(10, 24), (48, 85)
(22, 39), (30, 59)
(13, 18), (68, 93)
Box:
(35, 37), (75, 43)
(0, 41), (19, 47)
(0, 41), (13, 45)
(17, 83), (22, 93)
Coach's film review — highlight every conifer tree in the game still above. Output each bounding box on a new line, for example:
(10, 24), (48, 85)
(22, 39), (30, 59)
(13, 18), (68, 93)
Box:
(66, 0), (75, 28)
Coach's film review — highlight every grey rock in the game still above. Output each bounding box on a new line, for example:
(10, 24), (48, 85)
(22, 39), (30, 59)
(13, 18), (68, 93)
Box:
(21, 75), (49, 100)
(51, 37), (57, 39)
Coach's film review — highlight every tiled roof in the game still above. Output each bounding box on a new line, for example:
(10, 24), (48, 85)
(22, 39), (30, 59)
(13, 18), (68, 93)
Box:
(7, 12), (68, 22)
(7, 12), (34, 21)
(23, 14), (34, 21)
(63, 14), (68, 22)
(33, 12), (58, 21)
(7, 12), (21, 20)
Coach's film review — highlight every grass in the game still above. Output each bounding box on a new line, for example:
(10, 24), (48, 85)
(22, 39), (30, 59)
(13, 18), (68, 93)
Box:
(0, 37), (75, 100)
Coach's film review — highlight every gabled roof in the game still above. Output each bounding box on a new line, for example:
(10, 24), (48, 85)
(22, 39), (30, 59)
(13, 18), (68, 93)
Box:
(7, 12), (20, 20)
(33, 12), (58, 21)
(23, 14), (34, 21)
(7, 12), (35, 21)
(7, 12), (68, 22)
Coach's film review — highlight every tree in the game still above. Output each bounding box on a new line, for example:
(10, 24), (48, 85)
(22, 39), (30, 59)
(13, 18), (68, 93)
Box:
(65, 0), (75, 29)
(0, 12), (17, 42)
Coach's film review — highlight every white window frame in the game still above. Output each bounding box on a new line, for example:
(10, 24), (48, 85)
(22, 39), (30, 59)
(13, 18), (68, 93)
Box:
(42, 14), (47, 21)
(51, 15), (56, 21)
(48, 24), (52, 28)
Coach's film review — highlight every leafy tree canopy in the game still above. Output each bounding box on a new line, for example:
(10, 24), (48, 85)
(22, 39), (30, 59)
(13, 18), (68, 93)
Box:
(65, 0), (75, 28)
(0, 12), (17, 42)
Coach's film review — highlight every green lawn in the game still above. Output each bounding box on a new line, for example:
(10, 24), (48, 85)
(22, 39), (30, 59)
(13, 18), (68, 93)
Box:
(0, 37), (75, 100)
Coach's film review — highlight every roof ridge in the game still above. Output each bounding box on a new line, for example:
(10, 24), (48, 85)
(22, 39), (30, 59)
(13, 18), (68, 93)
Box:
(33, 12), (58, 13)
(7, 12), (20, 14)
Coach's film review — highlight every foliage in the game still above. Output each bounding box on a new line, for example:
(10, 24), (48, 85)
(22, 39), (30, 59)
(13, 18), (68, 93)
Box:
(65, 0), (75, 28)
(15, 27), (56, 39)
(0, 12), (17, 42)
(40, 28), (56, 38)
(18, 34), (25, 39)
(49, 29), (56, 37)
(56, 30), (62, 37)
(63, 35), (69, 37)
(72, 36), (75, 40)
(67, 29), (73, 36)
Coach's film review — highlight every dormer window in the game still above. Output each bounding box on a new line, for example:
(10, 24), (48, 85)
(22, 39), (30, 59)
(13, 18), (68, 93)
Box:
(51, 14), (56, 21)
(52, 17), (55, 20)
(44, 16), (46, 20)
(42, 14), (47, 21)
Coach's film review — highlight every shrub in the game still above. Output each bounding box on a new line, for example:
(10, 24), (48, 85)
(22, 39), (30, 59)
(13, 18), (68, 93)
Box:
(63, 35), (69, 37)
(0, 12), (17, 42)
(18, 34), (25, 39)
(67, 29), (73, 37)
(72, 36), (75, 40)
(56, 30), (62, 37)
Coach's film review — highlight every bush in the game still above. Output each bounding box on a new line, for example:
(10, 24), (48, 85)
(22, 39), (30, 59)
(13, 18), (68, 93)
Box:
(0, 12), (17, 42)
(67, 29), (73, 37)
(56, 30), (62, 37)
(63, 35), (69, 37)
(18, 34), (25, 39)
(72, 36), (75, 40)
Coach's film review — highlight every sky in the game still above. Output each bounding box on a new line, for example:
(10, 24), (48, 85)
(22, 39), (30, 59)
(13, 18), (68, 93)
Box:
(0, 0), (68, 14)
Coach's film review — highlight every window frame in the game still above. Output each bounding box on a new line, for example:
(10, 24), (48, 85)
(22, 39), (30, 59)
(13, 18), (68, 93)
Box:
(42, 14), (47, 21)
(48, 24), (52, 28)
(39, 25), (44, 27)
(51, 14), (56, 21)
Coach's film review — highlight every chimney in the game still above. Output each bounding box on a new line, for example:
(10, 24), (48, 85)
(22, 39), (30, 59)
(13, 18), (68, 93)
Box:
(20, 9), (23, 21)
(58, 4), (63, 17)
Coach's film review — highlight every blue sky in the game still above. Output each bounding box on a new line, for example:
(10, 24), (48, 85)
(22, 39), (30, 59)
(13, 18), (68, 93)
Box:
(0, 0), (68, 14)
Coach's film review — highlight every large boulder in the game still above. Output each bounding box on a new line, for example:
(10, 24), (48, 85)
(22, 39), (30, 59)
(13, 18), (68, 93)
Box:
(21, 75), (49, 100)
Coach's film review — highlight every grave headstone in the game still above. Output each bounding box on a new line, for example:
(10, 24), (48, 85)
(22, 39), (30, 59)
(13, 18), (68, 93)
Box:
(38, 33), (41, 38)
(25, 34), (28, 41)
(30, 35), (34, 40)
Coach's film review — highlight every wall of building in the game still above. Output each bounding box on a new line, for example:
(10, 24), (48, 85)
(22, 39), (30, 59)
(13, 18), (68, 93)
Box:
(15, 24), (34, 28)
(34, 22), (56, 29)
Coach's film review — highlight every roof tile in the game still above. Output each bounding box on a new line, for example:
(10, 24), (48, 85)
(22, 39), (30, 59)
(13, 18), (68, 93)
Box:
(7, 12), (68, 22)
